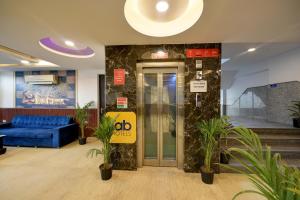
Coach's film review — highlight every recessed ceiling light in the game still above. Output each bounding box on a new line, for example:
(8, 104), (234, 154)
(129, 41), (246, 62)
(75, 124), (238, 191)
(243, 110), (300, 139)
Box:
(64, 40), (75, 47)
(20, 60), (30, 65)
(156, 1), (169, 13)
(247, 48), (256, 52)
(37, 60), (58, 67)
(221, 58), (230, 64)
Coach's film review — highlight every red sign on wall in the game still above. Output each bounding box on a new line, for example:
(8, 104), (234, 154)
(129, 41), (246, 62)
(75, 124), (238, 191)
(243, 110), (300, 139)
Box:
(117, 97), (128, 109)
(114, 69), (125, 85)
(186, 49), (220, 58)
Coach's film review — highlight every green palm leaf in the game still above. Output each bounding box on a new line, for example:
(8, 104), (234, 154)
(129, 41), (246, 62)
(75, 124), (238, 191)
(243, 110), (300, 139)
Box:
(87, 114), (117, 168)
(221, 127), (300, 200)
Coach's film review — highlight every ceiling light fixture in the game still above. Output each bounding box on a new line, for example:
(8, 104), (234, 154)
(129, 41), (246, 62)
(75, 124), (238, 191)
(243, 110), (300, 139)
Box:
(247, 48), (256, 52)
(20, 60), (30, 65)
(124, 0), (204, 37)
(37, 60), (58, 67)
(39, 37), (95, 58)
(156, 1), (169, 13)
(64, 40), (75, 47)
(221, 58), (230, 64)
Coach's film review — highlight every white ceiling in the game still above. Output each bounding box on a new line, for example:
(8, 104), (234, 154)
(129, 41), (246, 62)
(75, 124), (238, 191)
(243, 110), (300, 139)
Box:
(0, 53), (17, 64)
(0, 0), (300, 70)
(222, 43), (300, 70)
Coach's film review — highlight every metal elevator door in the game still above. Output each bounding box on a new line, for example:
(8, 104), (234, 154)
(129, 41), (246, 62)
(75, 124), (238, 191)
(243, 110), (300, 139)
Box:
(142, 68), (177, 167)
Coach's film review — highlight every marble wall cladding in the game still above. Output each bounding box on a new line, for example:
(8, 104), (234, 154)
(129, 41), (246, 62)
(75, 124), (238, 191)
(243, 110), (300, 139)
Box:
(267, 81), (300, 124)
(226, 81), (300, 125)
(105, 44), (221, 172)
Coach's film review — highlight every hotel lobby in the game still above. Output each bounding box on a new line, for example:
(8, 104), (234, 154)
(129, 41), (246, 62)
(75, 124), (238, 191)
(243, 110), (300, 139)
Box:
(0, 0), (300, 200)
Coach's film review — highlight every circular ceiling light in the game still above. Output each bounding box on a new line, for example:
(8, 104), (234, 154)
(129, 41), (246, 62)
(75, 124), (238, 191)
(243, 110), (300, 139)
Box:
(64, 40), (75, 47)
(156, 1), (169, 12)
(124, 0), (204, 37)
(39, 37), (95, 58)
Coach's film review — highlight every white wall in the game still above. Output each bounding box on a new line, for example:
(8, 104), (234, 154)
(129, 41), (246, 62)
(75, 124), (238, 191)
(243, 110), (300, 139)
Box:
(225, 47), (300, 105)
(77, 68), (105, 108)
(0, 71), (15, 108)
(0, 69), (105, 108)
(269, 48), (300, 83)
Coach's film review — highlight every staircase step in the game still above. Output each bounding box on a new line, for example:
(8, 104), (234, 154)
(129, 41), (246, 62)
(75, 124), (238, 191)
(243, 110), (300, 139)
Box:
(222, 135), (300, 147)
(220, 158), (300, 173)
(250, 128), (300, 136)
(220, 128), (300, 173)
(226, 146), (300, 160)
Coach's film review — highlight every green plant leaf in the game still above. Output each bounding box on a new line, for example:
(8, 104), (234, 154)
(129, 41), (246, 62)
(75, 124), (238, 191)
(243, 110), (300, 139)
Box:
(221, 126), (300, 200)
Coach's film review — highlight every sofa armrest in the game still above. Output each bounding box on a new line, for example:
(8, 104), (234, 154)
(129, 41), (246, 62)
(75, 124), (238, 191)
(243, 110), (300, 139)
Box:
(52, 123), (79, 147)
(0, 123), (12, 128)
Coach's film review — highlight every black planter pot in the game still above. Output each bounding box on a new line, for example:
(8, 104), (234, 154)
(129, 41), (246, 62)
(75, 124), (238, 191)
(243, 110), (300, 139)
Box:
(99, 164), (113, 180)
(293, 118), (300, 128)
(0, 148), (6, 155)
(200, 166), (214, 184)
(79, 137), (87, 145)
(220, 151), (230, 164)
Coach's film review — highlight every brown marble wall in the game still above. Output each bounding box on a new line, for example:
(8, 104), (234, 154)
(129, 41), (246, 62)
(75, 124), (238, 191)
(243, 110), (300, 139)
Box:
(105, 44), (221, 172)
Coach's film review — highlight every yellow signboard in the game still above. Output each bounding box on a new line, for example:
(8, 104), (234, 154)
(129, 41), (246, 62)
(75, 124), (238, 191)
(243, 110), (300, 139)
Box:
(106, 112), (136, 144)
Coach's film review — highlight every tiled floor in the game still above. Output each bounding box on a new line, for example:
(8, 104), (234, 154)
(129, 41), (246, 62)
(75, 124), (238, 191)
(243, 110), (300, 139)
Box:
(0, 138), (263, 200)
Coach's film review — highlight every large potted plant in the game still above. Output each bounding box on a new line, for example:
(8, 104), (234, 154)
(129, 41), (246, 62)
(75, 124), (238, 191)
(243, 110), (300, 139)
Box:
(221, 127), (300, 199)
(288, 100), (300, 128)
(75, 101), (94, 145)
(87, 115), (116, 181)
(197, 118), (224, 184)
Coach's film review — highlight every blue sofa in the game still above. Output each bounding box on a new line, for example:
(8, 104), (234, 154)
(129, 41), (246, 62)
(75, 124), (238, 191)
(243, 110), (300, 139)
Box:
(0, 115), (78, 148)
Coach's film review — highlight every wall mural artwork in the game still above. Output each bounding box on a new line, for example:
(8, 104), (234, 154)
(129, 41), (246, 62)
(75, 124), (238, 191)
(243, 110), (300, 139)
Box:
(15, 70), (76, 108)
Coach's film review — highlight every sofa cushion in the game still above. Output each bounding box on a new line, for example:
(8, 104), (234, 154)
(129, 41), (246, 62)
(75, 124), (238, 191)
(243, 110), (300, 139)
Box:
(12, 115), (72, 129)
(0, 128), (53, 139)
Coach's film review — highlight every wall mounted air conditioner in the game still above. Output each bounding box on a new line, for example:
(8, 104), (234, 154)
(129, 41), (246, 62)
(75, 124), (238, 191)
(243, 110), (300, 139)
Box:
(24, 75), (58, 85)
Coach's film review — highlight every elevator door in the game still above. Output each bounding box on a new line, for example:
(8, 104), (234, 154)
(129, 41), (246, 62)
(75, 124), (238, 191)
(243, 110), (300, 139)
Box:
(143, 68), (177, 167)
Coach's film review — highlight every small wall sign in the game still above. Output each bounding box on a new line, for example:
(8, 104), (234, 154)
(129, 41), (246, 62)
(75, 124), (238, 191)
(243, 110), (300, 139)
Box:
(196, 60), (202, 69)
(186, 49), (220, 58)
(117, 97), (128, 109)
(270, 84), (278, 88)
(114, 69), (125, 85)
(190, 80), (207, 92)
(196, 71), (203, 80)
(106, 112), (136, 144)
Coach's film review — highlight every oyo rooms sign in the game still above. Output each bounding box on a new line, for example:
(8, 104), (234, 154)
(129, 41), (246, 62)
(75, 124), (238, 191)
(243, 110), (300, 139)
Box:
(106, 112), (136, 144)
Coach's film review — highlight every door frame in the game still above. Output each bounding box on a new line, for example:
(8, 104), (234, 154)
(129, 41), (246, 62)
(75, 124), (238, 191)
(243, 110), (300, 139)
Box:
(136, 61), (185, 168)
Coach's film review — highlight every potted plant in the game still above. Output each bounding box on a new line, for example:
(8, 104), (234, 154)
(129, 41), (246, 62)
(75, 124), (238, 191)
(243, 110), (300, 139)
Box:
(221, 127), (300, 199)
(288, 101), (300, 128)
(87, 115), (116, 180)
(219, 116), (232, 164)
(197, 118), (224, 184)
(75, 101), (94, 145)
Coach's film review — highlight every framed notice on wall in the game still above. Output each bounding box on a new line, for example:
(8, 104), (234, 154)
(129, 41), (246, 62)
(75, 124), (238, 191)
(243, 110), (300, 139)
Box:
(114, 69), (125, 85)
(190, 80), (207, 92)
(117, 97), (128, 109)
